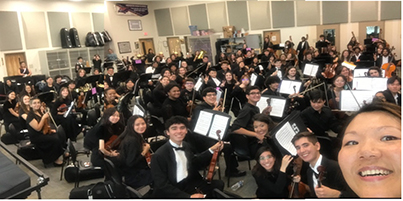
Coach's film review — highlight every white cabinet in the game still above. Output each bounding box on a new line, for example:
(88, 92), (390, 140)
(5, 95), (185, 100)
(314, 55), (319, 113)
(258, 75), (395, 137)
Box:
(39, 47), (105, 79)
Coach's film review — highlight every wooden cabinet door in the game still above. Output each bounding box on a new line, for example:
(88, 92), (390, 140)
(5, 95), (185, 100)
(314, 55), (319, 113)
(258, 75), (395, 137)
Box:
(139, 38), (155, 56)
(167, 37), (181, 55)
(5, 52), (26, 76)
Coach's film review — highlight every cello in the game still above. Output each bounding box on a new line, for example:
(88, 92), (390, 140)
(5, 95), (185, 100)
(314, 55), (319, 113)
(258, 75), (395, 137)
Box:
(206, 130), (222, 183)
(381, 47), (396, 78)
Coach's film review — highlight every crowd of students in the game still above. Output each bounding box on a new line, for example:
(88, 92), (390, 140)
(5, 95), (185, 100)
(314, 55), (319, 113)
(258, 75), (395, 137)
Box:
(2, 32), (401, 198)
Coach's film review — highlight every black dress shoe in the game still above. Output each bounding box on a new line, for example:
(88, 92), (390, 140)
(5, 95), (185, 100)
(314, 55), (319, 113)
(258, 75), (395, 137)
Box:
(225, 169), (246, 177)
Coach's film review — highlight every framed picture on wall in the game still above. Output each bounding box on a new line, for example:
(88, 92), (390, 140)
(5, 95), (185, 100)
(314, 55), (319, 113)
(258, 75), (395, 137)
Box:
(118, 41), (132, 54)
(128, 19), (142, 31)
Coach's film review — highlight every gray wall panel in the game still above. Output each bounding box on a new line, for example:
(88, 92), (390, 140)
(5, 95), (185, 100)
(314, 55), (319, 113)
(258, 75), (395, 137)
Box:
(71, 12), (92, 46)
(188, 4), (208, 30)
(381, 1), (401, 20)
(92, 13), (104, 32)
(227, 1), (249, 31)
(351, 1), (378, 22)
(171, 7), (189, 35)
(154, 9), (174, 36)
(47, 12), (70, 48)
(21, 12), (49, 49)
(207, 2), (227, 32)
(296, 1), (320, 27)
(322, 1), (348, 24)
(0, 11), (23, 51)
(249, 1), (271, 30)
(272, 1), (294, 28)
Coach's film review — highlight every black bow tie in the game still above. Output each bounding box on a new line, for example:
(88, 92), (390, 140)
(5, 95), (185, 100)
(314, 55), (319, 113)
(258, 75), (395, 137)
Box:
(172, 146), (185, 151)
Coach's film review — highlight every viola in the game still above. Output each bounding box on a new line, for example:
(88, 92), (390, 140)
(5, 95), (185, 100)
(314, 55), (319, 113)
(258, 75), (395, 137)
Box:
(77, 94), (87, 109)
(57, 104), (68, 112)
(105, 135), (120, 152)
(382, 56), (396, 78)
(206, 130), (221, 183)
(288, 157), (308, 198)
(41, 103), (52, 135)
(323, 63), (336, 79)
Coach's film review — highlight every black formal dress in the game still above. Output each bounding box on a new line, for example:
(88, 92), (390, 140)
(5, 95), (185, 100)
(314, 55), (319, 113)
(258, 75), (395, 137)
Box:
(26, 111), (64, 164)
(150, 140), (224, 198)
(51, 98), (81, 141)
(3, 100), (19, 132)
(161, 98), (189, 122)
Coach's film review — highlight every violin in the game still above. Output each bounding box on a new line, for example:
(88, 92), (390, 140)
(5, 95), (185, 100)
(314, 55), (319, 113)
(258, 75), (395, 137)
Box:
(57, 104), (68, 112)
(322, 63), (336, 79)
(206, 130), (221, 183)
(41, 103), (52, 135)
(288, 157), (308, 198)
(105, 135), (120, 152)
(382, 47), (396, 78)
(144, 147), (152, 167)
(77, 93), (87, 109)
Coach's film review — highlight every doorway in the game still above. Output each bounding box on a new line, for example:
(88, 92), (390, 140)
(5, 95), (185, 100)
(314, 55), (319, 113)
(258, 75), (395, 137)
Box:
(167, 37), (182, 55)
(139, 38), (155, 56)
(5, 52), (26, 76)
(317, 24), (340, 50)
(263, 30), (281, 57)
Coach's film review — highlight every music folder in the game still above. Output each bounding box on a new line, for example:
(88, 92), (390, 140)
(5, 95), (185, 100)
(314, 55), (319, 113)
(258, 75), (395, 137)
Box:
(270, 111), (307, 156)
(352, 77), (387, 91)
(257, 95), (287, 118)
(193, 109), (231, 141)
(340, 90), (374, 111)
(279, 80), (302, 95)
(303, 63), (319, 77)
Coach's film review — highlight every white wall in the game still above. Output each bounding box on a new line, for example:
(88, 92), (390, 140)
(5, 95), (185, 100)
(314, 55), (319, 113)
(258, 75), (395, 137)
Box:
(0, 0), (104, 79)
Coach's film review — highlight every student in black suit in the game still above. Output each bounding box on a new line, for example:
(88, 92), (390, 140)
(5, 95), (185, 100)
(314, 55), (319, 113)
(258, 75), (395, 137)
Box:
(382, 76), (401, 106)
(376, 48), (394, 68)
(104, 66), (118, 88)
(150, 116), (224, 198)
(291, 132), (352, 198)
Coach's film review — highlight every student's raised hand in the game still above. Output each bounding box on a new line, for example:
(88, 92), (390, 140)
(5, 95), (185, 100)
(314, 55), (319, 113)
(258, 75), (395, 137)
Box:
(204, 75), (209, 83)
(280, 155), (293, 172)
(314, 185), (341, 198)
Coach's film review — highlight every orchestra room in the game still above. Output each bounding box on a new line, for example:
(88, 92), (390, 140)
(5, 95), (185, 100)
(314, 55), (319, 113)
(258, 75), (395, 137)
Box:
(0, 0), (401, 199)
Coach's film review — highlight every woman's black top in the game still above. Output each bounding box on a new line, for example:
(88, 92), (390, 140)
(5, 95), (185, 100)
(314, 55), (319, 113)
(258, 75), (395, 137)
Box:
(253, 171), (289, 198)
(3, 100), (17, 120)
(19, 107), (28, 130)
(26, 111), (44, 142)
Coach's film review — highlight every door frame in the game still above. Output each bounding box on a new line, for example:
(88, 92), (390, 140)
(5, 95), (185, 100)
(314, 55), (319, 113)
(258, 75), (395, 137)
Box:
(138, 38), (155, 56)
(167, 37), (181, 55)
(316, 24), (341, 50)
(4, 52), (26, 76)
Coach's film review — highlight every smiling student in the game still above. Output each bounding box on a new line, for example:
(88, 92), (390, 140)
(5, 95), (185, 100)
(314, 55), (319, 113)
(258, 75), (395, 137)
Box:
(338, 102), (401, 198)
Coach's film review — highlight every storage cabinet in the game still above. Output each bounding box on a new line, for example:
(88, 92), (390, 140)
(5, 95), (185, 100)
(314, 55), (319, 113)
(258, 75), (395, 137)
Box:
(39, 47), (105, 79)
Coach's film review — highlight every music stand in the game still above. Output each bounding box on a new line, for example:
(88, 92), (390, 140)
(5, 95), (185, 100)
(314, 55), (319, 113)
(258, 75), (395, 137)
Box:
(355, 61), (374, 68)
(83, 67), (92, 74)
(114, 70), (132, 84)
(272, 44), (284, 51)
(37, 91), (55, 106)
(138, 73), (153, 88)
(244, 57), (253, 66)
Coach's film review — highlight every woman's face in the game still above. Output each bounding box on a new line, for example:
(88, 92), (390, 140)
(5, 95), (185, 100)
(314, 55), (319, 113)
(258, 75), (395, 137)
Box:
(369, 69), (380, 77)
(160, 77), (170, 87)
(134, 118), (147, 134)
(79, 70), (85, 77)
(225, 72), (233, 81)
(106, 89), (116, 101)
(242, 77), (250, 85)
(338, 111), (401, 198)
(163, 70), (171, 77)
(288, 68), (297, 77)
(343, 50), (349, 57)
(23, 95), (30, 106)
(8, 92), (15, 100)
(6, 80), (11, 86)
(26, 85), (31, 93)
(109, 111), (120, 124)
(314, 51), (319, 57)
(253, 121), (269, 136)
(334, 76), (345, 88)
(61, 88), (69, 98)
(179, 68), (186, 75)
(239, 62), (244, 68)
(280, 54), (286, 60)
(181, 61), (188, 67)
(166, 58), (172, 64)
(30, 99), (41, 110)
(168, 86), (180, 99)
(259, 151), (276, 172)
(341, 67), (350, 77)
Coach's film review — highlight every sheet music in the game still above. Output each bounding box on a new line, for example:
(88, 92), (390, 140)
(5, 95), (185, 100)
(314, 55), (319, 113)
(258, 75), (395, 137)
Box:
(352, 77), (387, 91)
(303, 64), (319, 77)
(279, 80), (302, 95)
(132, 105), (145, 117)
(193, 110), (213, 135)
(212, 77), (221, 87)
(342, 61), (356, 70)
(258, 65), (264, 71)
(257, 96), (286, 118)
(194, 77), (203, 91)
(250, 73), (258, 86)
(340, 90), (374, 111)
(208, 114), (230, 140)
(274, 122), (297, 156)
(354, 69), (386, 78)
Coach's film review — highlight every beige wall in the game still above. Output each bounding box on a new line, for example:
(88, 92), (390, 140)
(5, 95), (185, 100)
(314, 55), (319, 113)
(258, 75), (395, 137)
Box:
(0, 0), (104, 79)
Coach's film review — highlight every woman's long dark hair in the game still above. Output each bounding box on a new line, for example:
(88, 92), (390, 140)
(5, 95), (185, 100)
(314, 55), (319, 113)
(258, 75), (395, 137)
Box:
(101, 107), (125, 136)
(252, 146), (281, 179)
(252, 114), (277, 138)
(117, 115), (146, 161)
(57, 87), (72, 102)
